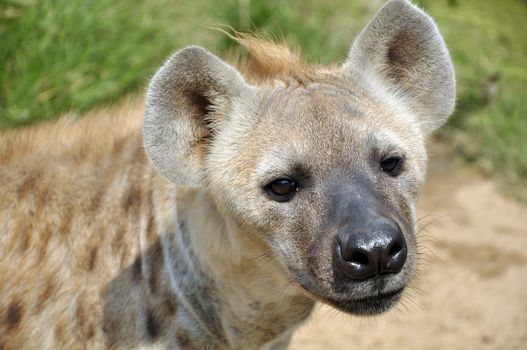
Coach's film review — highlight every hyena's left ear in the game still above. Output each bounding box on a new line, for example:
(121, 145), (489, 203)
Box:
(343, 0), (455, 134)
(143, 46), (248, 186)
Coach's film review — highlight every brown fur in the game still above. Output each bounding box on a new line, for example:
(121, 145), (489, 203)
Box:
(0, 1), (455, 349)
(0, 100), (155, 349)
(224, 32), (322, 84)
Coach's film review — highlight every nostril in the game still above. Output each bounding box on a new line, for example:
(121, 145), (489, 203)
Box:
(389, 241), (403, 257)
(334, 238), (377, 280)
(381, 230), (407, 274)
(347, 251), (369, 266)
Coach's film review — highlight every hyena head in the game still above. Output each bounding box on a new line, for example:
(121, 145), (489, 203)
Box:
(144, 0), (455, 315)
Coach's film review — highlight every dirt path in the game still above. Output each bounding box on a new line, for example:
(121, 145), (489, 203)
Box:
(290, 142), (527, 350)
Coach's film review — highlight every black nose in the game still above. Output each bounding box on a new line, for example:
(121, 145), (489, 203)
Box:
(334, 217), (407, 280)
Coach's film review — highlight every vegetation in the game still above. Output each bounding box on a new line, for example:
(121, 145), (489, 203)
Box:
(420, 0), (527, 196)
(0, 0), (216, 126)
(1, 0), (526, 193)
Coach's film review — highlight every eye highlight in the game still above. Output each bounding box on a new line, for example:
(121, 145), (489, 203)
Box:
(264, 178), (298, 202)
(380, 156), (403, 176)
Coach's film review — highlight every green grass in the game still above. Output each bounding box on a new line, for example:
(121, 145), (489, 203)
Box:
(0, 0), (217, 126)
(1, 0), (526, 194)
(215, 0), (368, 64)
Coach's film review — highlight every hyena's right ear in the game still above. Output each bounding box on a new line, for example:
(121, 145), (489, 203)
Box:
(343, 0), (456, 134)
(143, 46), (248, 186)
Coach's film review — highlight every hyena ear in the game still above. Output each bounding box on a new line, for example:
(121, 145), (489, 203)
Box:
(343, 0), (455, 134)
(143, 46), (248, 186)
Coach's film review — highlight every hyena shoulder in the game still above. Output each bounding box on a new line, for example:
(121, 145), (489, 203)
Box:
(0, 103), (159, 349)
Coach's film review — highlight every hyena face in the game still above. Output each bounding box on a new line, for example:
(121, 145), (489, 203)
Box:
(144, 0), (454, 316)
(215, 86), (428, 314)
(204, 78), (429, 315)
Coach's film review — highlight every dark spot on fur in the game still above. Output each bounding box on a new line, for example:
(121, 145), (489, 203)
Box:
(76, 301), (86, 331)
(146, 213), (157, 242)
(54, 320), (68, 345)
(13, 216), (32, 253)
(17, 174), (36, 198)
(122, 186), (141, 212)
(59, 209), (73, 237)
(148, 242), (163, 294)
(19, 230), (31, 253)
(145, 309), (159, 340)
(179, 220), (187, 234)
(132, 256), (142, 282)
(76, 301), (97, 340)
(5, 302), (23, 331)
(163, 291), (177, 316)
(35, 185), (50, 216)
(87, 325), (95, 340)
(87, 246), (98, 271)
(37, 224), (53, 261)
(249, 301), (261, 311)
(37, 278), (55, 311)
(86, 324), (95, 339)
(176, 327), (192, 348)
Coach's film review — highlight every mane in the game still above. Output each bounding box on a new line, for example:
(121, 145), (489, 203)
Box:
(223, 32), (326, 84)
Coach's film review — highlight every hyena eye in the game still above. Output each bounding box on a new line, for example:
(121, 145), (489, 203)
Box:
(380, 156), (403, 176)
(265, 178), (298, 202)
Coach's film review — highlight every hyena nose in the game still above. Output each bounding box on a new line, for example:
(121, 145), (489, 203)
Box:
(334, 218), (407, 280)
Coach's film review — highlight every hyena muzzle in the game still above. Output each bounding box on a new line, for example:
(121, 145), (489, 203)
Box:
(0, 0), (454, 349)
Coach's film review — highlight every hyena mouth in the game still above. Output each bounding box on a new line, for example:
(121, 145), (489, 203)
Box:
(293, 268), (406, 316)
(328, 288), (405, 315)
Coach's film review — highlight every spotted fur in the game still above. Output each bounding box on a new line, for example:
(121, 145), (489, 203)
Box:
(0, 1), (455, 349)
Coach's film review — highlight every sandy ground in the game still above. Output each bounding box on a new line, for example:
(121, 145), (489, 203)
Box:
(290, 142), (527, 350)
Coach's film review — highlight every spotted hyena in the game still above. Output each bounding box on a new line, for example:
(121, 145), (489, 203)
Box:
(0, 0), (455, 349)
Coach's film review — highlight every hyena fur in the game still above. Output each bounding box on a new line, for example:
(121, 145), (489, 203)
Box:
(0, 0), (455, 349)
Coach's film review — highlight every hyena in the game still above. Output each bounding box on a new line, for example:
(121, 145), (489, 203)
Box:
(0, 0), (455, 349)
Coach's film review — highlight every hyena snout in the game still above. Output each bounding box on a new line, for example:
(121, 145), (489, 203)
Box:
(334, 216), (407, 280)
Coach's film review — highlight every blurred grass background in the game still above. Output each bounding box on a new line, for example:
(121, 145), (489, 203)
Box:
(1, 0), (526, 195)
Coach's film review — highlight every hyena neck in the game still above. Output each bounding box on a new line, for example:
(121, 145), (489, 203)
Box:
(102, 154), (312, 348)
(163, 188), (315, 347)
